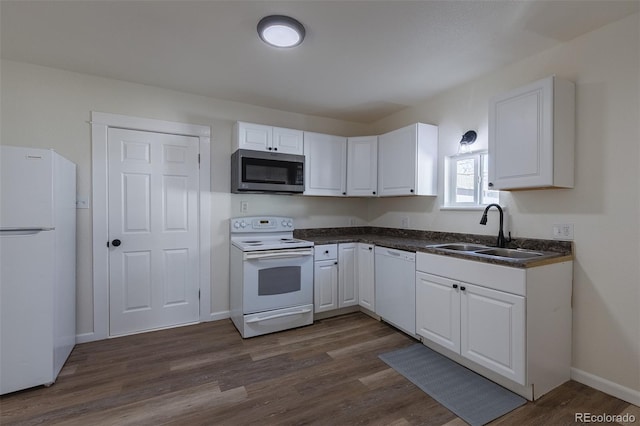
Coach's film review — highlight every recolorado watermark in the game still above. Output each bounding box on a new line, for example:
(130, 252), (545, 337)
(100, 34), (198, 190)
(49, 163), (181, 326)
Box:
(575, 412), (636, 423)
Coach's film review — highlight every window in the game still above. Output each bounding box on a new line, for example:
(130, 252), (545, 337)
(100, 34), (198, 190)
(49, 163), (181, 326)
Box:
(445, 151), (499, 207)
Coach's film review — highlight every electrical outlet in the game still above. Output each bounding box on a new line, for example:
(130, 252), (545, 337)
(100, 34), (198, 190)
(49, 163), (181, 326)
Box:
(552, 223), (574, 240)
(401, 216), (410, 228)
(240, 201), (248, 213)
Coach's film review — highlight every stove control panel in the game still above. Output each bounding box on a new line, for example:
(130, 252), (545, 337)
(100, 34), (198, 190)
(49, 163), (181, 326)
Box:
(231, 216), (294, 232)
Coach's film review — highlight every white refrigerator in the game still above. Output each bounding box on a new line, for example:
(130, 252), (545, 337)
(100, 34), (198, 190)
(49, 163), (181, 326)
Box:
(0, 145), (76, 395)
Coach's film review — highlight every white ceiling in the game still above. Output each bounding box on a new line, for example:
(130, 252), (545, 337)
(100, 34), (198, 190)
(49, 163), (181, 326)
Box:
(1, 0), (638, 123)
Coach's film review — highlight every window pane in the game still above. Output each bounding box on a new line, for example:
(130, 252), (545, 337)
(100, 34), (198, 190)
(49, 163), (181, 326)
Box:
(455, 158), (476, 203)
(482, 155), (499, 204)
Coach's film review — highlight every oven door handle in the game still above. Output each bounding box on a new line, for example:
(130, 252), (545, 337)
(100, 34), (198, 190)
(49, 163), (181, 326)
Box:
(244, 250), (313, 261)
(245, 308), (312, 324)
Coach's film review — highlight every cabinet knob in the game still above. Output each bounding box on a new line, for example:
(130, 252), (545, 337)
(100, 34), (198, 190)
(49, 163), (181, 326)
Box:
(273, 147), (278, 151)
(410, 189), (414, 193)
(267, 147), (273, 150)
(460, 286), (466, 291)
(342, 192), (346, 195)
(368, 247), (373, 251)
(372, 191), (376, 195)
(324, 250), (329, 254)
(488, 182), (494, 187)
(452, 284), (458, 289)
(334, 261), (338, 265)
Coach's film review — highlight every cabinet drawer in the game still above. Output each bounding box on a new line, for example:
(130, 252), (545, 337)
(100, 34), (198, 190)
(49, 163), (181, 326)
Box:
(315, 244), (337, 261)
(417, 252), (525, 296)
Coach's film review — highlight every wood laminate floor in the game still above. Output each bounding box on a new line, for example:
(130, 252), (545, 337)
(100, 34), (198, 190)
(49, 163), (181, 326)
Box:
(1, 313), (637, 425)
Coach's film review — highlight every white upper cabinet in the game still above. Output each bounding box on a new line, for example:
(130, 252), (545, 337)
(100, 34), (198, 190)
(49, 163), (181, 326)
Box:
(234, 121), (303, 155)
(347, 136), (378, 197)
(377, 123), (438, 196)
(273, 127), (304, 155)
(303, 132), (347, 196)
(488, 76), (575, 190)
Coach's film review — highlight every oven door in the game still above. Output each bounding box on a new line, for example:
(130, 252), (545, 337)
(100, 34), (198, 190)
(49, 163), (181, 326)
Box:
(242, 248), (313, 314)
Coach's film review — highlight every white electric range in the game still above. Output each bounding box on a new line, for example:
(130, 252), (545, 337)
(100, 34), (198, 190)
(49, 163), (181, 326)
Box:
(229, 216), (314, 338)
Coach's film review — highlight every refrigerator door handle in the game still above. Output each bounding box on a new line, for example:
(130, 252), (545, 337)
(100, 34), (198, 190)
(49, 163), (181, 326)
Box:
(0, 228), (54, 236)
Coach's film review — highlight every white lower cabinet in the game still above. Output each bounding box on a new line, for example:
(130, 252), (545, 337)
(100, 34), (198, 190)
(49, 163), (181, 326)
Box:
(338, 243), (358, 307)
(357, 243), (375, 311)
(416, 252), (572, 400)
(314, 245), (339, 313)
(415, 273), (460, 353)
(417, 271), (525, 384)
(314, 243), (362, 313)
(314, 258), (338, 313)
(461, 282), (525, 383)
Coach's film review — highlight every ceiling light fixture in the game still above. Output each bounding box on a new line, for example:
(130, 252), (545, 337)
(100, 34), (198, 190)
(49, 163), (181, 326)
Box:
(257, 15), (305, 48)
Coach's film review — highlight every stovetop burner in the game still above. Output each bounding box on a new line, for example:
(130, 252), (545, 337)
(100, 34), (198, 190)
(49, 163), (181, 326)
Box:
(230, 216), (314, 252)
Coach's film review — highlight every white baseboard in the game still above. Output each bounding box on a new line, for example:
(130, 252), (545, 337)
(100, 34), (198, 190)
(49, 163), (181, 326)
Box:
(75, 332), (97, 344)
(209, 310), (230, 321)
(75, 311), (231, 344)
(571, 367), (640, 406)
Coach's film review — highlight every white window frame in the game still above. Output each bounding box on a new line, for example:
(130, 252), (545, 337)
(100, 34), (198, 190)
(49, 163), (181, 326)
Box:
(444, 150), (498, 209)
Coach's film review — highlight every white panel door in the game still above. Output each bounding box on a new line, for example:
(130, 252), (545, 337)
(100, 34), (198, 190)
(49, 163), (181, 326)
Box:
(488, 77), (553, 189)
(235, 122), (272, 152)
(378, 125), (417, 196)
(357, 244), (375, 312)
(415, 271), (460, 353)
(461, 283), (526, 385)
(347, 136), (378, 196)
(303, 132), (347, 196)
(272, 127), (304, 155)
(314, 260), (338, 313)
(108, 128), (199, 336)
(338, 243), (358, 307)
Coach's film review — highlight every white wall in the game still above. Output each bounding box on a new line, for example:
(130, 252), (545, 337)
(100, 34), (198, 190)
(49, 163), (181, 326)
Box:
(370, 14), (640, 395)
(0, 60), (369, 333)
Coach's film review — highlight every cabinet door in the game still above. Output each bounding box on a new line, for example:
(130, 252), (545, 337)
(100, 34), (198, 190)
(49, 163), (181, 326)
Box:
(347, 136), (378, 197)
(378, 125), (417, 196)
(416, 272), (460, 353)
(338, 243), (358, 308)
(314, 260), (338, 313)
(303, 132), (347, 196)
(460, 283), (525, 385)
(273, 127), (304, 155)
(357, 244), (375, 312)
(235, 122), (272, 152)
(488, 77), (553, 189)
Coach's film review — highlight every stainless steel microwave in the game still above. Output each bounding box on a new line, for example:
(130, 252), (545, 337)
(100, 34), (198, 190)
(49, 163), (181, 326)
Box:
(231, 149), (305, 194)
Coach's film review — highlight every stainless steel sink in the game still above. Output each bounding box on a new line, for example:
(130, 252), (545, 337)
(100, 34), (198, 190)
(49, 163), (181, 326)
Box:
(428, 243), (559, 263)
(474, 248), (544, 259)
(430, 243), (489, 251)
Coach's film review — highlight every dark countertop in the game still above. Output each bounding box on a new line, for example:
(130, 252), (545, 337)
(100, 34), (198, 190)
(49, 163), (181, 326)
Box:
(294, 227), (573, 269)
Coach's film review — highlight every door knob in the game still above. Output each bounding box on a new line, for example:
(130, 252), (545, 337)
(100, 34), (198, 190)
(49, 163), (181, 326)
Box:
(111, 239), (122, 247)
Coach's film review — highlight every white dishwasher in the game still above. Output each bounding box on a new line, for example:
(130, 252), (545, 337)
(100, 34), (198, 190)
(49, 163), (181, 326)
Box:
(375, 246), (416, 336)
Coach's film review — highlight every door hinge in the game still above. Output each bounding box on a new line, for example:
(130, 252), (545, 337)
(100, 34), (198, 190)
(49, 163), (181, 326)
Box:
(198, 154), (200, 168)
(198, 290), (201, 300)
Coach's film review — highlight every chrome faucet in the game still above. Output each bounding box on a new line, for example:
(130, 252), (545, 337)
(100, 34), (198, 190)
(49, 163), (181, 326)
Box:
(480, 204), (511, 248)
